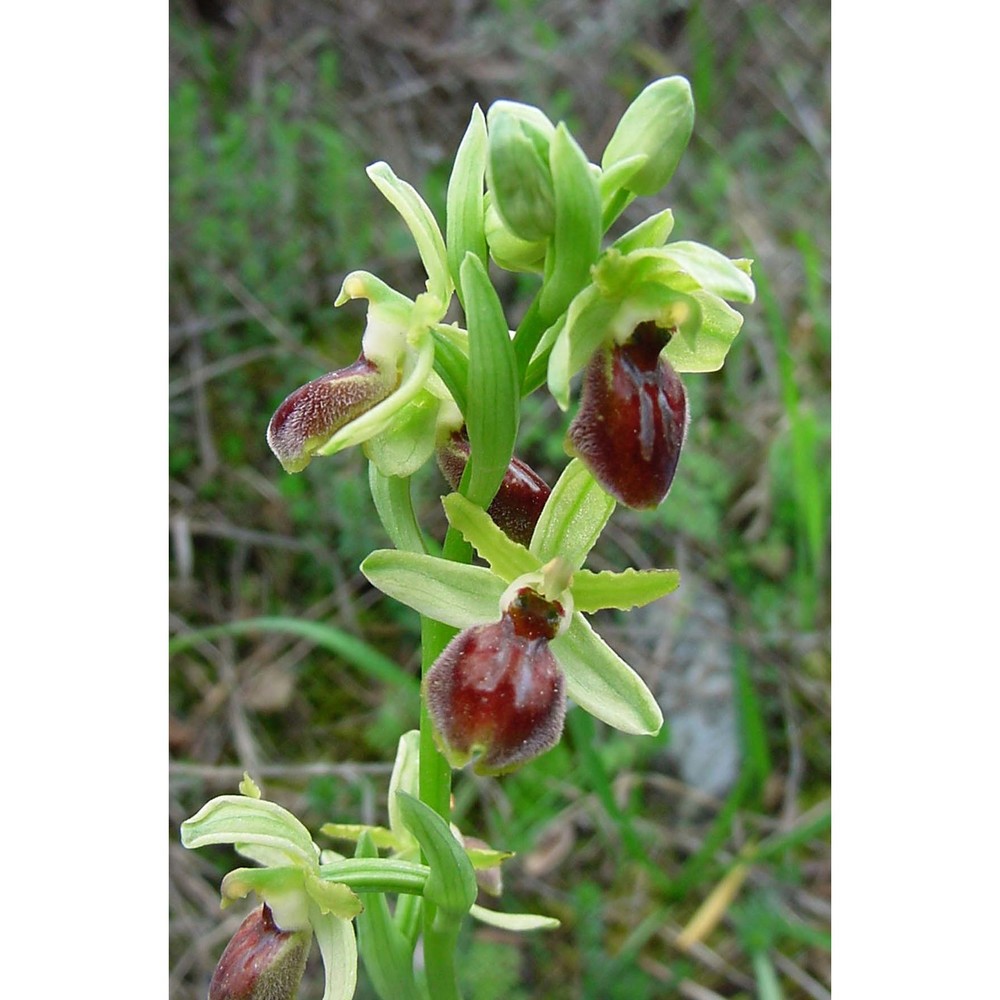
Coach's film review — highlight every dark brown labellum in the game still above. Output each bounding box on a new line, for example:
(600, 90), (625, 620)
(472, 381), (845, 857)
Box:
(566, 321), (688, 509)
(425, 588), (566, 775)
(208, 904), (311, 1000)
(437, 431), (551, 546)
(266, 354), (397, 473)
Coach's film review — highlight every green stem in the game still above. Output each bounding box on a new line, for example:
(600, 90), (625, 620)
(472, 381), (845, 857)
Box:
(421, 909), (463, 1000)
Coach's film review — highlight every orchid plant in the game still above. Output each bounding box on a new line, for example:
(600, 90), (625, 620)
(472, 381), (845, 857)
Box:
(181, 75), (755, 999)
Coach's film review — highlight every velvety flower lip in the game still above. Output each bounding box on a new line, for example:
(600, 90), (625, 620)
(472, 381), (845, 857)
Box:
(266, 354), (398, 474)
(424, 587), (568, 775)
(566, 321), (688, 509)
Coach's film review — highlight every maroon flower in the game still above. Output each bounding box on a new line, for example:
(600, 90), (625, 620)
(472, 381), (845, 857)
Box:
(566, 321), (688, 509)
(437, 431), (551, 546)
(425, 588), (567, 775)
(208, 904), (311, 1000)
(266, 354), (398, 473)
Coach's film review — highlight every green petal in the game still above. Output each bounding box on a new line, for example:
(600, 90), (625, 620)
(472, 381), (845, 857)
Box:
(368, 464), (427, 555)
(367, 161), (452, 309)
(220, 867), (312, 931)
(442, 492), (540, 582)
(306, 871), (365, 920)
(570, 567), (680, 613)
(552, 614), (663, 735)
(529, 459), (615, 571)
(611, 209), (675, 254)
(181, 795), (318, 869)
(469, 904), (561, 931)
(309, 902), (359, 1000)
(360, 549), (503, 628)
(320, 823), (400, 851)
(395, 792), (477, 915)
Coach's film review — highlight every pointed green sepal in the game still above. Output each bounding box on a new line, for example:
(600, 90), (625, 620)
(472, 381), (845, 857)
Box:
(655, 241), (756, 303)
(360, 549), (504, 628)
(367, 161), (452, 309)
(447, 105), (489, 306)
(308, 901), (359, 1000)
(469, 905), (561, 931)
(552, 615), (663, 735)
(529, 459), (615, 571)
(180, 795), (319, 870)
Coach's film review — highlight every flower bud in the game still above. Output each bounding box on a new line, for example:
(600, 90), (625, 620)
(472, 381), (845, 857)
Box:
(601, 76), (695, 196)
(486, 101), (557, 243)
(266, 354), (397, 473)
(209, 904), (311, 1000)
(437, 431), (551, 547)
(425, 588), (567, 775)
(566, 321), (688, 509)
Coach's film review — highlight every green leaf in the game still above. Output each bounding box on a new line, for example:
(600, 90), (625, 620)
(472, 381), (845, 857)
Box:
(529, 459), (615, 570)
(570, 567), (680, 613)
(361, 549), (503, 628)
(552, 615), (663, 735)
(657, 241), (756, 303)
(441, 492), (540, 582)
(469, 905), (561, 931)
(169, 616), (418, 693)
(354, 832), (423, 1000)
(180, 795), (318, 869)
(367, 161), (452, 308)
(309, 901), (359, 1000)
(368, 464), (427, 555)
(395, 792), (477, 915)
(447, 105), (489, 307)
(538, 124), (603, 323)
(460, 252), (520, 508)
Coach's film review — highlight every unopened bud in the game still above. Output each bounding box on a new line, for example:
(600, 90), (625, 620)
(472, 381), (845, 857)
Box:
(566, 322), (688, 509)
(208, 904), (311, 1000)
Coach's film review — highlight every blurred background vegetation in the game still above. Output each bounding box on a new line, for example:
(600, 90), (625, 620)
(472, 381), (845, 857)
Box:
(169, 0), (830, 997)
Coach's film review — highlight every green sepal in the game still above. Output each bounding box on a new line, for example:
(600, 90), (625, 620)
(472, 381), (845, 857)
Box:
(367, 161), (452, 310)
(601, 76), (694, 196)
(368, 464), (427, 555)
(219, 866), (310, 930)
(465, 846), (514, 870)
(665, 290), (745, 373)
(317, 857), (431, 897)
(461, 252), (520, 508)
(441, 492), (539, 582)
(360, 549), (503, 628)
(387, 729), (421, 857)
(394, 792), (477, 916)
(469, 905), (561, 931)
(552, 615), (663, 735)
(308, 899), (359, 1000)
(180, 794), (318, 869)
(529, 459), (615, 571)
(430, 329), (469, 416)
(221, 867), (363, 922)
(598, 153), (646, 230)
(570, 567), (681, 613)
(538, 123), (603, 322)
(447, 105), (489, 307)
(654, 241), (756, 303)
(354, 832), (423, 1000)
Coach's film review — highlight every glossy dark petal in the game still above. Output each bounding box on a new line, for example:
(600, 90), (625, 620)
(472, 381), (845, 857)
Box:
(437, 431), (551, 546)
(209, 904), (311, 1000)
(567, 322), (688, 509)
(425, 590), (566, 775)
(266, 354), (396, 473)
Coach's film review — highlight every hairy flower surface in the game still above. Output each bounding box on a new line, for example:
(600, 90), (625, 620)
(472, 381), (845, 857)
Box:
(567, 321), (688, 509)
(425, 587), (567, 774)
